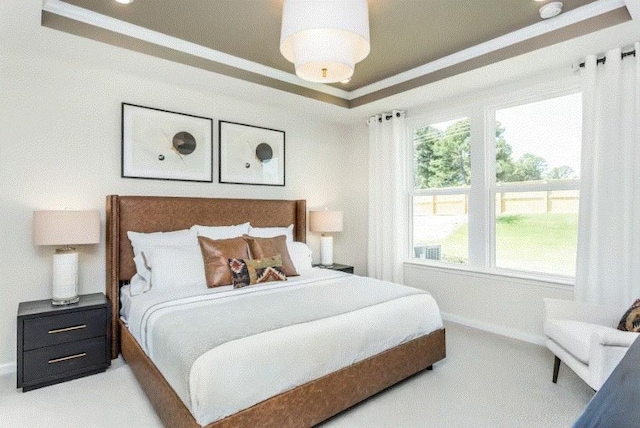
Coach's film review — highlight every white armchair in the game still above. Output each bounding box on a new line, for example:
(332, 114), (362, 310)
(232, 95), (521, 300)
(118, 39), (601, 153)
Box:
(543, 298), (639, 391)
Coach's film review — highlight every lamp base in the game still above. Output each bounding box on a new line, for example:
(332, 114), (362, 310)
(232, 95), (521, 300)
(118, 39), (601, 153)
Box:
(52, 295), (80, 306)
(52, 248), (79, 306)
(320, 236), (334, 266)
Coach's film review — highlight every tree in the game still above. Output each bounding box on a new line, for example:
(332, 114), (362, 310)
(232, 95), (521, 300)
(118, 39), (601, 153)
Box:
(547, 165), (574, 179)
(413, 126), (441, 188)
(426, 119), (471, 188)
(495, 122), (515, 183)
(511, 153), (547, 181)
(415, 119), (514, 188)
(414, 119), (564, 187)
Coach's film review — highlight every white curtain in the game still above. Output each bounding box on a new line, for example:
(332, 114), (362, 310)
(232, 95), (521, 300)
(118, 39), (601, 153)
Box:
(368, 110), (407, 282)
(575, 43), (640, 306)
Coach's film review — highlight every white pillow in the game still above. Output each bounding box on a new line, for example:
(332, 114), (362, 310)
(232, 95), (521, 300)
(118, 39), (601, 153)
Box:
(127, 229), (198, 286)
(129, 273), (150, 296)
(191, 222), (250, 240)
(287, 241), (313, 273)
(149, 246), (206, 293)
(248, 224), (294, 243)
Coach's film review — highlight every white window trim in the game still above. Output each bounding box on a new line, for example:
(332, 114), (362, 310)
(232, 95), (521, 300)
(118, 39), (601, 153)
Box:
(403, 258), (575, 289)
(407, 75), (582, 284)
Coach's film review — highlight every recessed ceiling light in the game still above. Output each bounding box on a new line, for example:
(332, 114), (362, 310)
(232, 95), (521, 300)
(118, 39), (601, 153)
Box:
(115, 0), (134, 4)
(539, 2), (563, 19)
(340, 78), (351, 84)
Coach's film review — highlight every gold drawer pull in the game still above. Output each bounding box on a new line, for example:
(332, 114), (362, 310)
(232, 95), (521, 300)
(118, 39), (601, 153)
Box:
(48, 325), (86, 334)
(48, 353), (87, 364)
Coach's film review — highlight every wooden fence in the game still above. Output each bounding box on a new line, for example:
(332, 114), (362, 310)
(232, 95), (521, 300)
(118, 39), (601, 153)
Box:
(415, 190), (579, 216)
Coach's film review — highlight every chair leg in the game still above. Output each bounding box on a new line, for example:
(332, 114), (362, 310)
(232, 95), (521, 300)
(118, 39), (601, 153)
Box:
(552, 356), (561, 383)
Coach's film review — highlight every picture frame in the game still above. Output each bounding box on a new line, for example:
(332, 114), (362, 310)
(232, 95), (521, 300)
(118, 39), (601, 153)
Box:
(121, 103), (213, 182)
(219, 120), (286, 186)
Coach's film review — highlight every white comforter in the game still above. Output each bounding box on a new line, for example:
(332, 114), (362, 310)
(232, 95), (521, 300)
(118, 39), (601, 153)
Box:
(122, 269), (443, 426)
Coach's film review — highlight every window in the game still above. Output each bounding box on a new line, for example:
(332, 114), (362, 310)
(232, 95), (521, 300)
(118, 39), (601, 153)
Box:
(412, 118), (470, 264)
(410, 87), (582, 280)
(493, 94), (581, 277)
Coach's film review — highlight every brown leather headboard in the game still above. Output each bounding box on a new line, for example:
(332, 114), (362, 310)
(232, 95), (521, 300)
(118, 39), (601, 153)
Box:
(105, 195), (306, 358)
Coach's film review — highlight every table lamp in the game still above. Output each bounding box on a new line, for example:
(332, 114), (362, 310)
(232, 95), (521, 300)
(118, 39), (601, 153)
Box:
(309, 210), (343, 267)
(33, 210), (100, 305)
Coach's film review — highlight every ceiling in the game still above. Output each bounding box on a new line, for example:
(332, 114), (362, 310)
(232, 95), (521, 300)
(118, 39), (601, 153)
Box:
(42, 0), (632, 108)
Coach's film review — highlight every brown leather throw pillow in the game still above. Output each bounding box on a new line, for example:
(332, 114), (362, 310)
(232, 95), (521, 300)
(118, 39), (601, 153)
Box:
(244, 235), (298, 277)
(198, 236), (250, 287)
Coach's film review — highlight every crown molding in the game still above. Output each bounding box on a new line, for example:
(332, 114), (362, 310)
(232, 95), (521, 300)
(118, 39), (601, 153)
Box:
(625, 0), (640, 20)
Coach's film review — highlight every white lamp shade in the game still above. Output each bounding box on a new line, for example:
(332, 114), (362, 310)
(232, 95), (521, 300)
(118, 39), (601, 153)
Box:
(33, 210), (100, 246)
(309, 210), (343, 233)
(280, 0), (370, 83)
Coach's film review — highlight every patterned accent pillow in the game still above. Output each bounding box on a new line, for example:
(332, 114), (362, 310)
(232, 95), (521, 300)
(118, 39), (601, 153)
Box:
(617, 299), (640, 332)
(228, 255), (286, 289)
(243, 235), (299, 276)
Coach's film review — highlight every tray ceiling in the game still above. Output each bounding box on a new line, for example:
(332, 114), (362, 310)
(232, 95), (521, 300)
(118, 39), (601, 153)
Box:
(42, 0), (632, 108)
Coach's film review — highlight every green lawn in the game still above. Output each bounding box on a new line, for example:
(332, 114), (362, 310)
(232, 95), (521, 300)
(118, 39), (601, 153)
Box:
(440, 213), (578, 276)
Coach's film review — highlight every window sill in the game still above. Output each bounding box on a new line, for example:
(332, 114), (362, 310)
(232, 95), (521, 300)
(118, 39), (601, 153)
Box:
(403, 259), (575, 291)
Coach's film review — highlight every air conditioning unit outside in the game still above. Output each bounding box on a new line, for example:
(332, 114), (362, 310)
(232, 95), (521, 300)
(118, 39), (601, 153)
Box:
(414, 244), (442, 260)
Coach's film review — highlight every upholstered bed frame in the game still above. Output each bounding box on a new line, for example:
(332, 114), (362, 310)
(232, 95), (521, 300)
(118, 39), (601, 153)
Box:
(106, 195), (446, 427)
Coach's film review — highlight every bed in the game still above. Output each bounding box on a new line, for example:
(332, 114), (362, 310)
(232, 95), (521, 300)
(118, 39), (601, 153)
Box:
(106, 195), (446, 427)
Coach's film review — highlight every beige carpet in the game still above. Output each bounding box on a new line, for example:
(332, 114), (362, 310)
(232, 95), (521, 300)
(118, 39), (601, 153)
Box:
(0, 322), (593, 427)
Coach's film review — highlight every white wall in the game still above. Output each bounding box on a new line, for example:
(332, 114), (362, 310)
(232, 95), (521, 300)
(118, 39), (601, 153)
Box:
(404, 265), (573, 344)
(0, 0), (368, 367)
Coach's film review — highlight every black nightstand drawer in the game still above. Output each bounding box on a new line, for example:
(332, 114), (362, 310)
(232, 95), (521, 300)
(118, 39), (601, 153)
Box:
(17, 293), (111, 391)
(313, 263), (354, 274)
(22, 337), (107, 385)
(23, 308), (107, 351)
(333, 265), (354, 274)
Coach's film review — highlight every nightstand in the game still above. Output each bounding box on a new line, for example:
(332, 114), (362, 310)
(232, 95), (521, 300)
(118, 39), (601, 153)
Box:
(313, 263), (354, 274)
(17, 293), (111, 392)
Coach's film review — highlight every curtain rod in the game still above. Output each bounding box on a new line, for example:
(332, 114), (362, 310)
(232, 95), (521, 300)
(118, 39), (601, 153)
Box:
(578, 49), (636, 68)
(367, 111), (403, 125)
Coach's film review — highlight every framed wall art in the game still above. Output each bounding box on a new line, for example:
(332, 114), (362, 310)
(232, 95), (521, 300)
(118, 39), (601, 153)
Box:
(219, 120), (285, 186)
(121, 103), (213, 182)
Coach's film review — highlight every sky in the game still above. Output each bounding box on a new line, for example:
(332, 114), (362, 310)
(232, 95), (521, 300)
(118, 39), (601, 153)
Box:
(496, 92), (582, 175)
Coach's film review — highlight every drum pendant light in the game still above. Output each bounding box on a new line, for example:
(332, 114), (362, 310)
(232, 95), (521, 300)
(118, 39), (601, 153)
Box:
(280, 0), (370, 84)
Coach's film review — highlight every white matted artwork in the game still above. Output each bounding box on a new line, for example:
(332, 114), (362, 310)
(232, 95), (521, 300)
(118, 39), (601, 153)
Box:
(219, 121), (285, 186)
(121, 103), (213, 182)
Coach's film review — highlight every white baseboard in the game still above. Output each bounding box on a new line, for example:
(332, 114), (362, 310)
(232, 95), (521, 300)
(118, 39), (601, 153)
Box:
(442, 312), (546, 346)
(0, 362), (16, 376)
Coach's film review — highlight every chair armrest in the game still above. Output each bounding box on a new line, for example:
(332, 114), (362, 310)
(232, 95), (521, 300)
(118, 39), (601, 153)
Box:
(544, 298), (625, 327)
(592, 329), (640, 347)
(588, 332), (638, 390)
